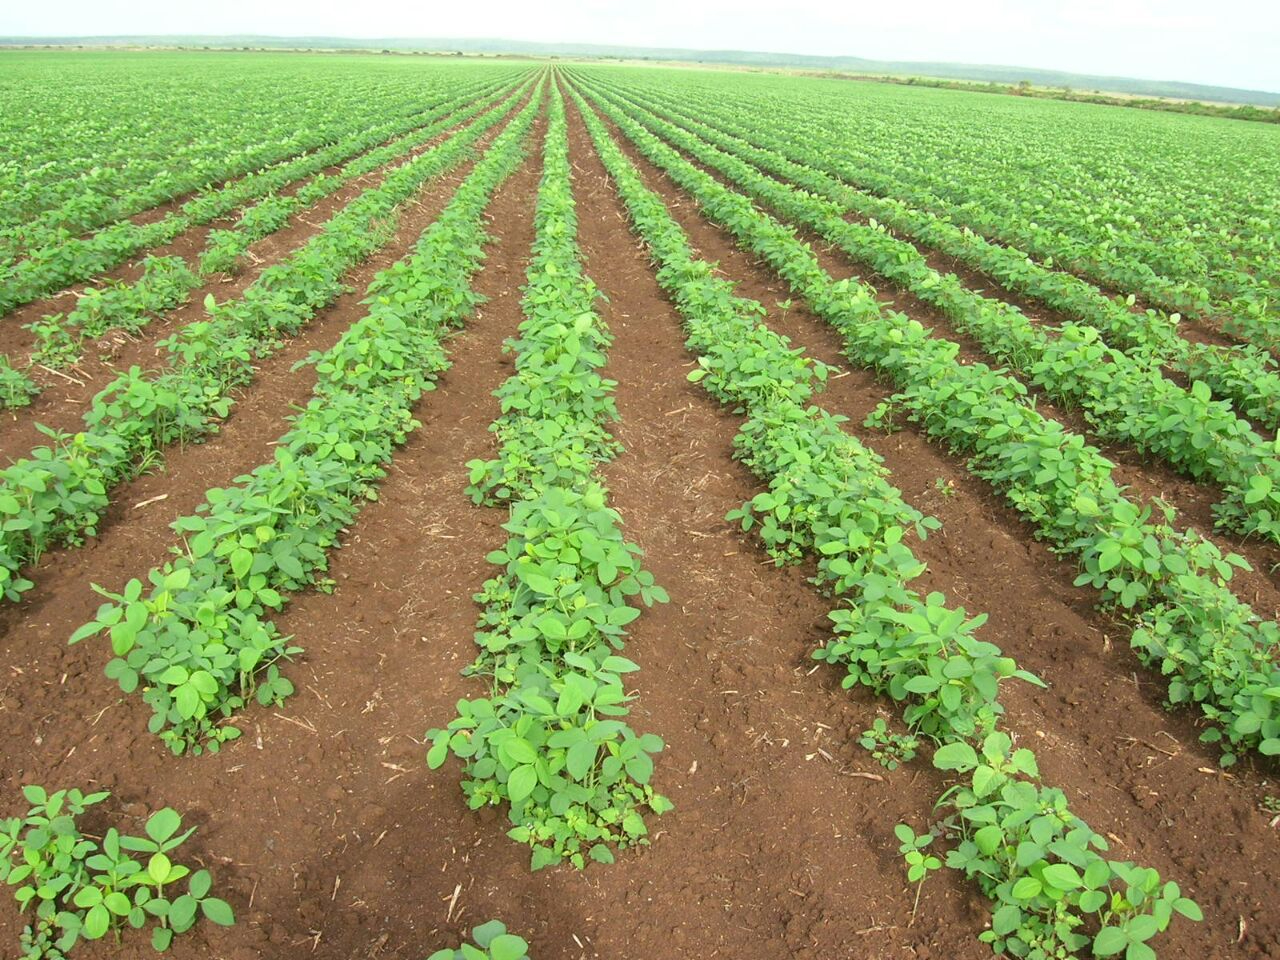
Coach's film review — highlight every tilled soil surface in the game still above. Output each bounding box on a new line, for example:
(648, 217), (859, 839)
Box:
(0, 91), (514, 461)
(0, 83), (1277, 960)
(571, 92), (1280, 959)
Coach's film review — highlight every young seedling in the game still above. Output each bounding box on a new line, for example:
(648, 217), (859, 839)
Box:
(427, 920), (530, 960)
(859, 718), (919, 771)
(894, 823), (942, 923)
(0, 786), (234, 957)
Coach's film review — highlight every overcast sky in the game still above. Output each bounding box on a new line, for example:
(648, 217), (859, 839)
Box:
(4, 0), (1278, 93)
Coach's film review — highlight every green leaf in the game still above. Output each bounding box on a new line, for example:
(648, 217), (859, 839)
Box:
(148, 852), (173, 884)
(1010, 876), (1042, 900)
(588, 843), (615, 865)
(973, 824), (1002, 856)
(83, 902), (110, 939)
(146, 808), (182, 844)
(507, 764), (537, 803)
(175, 683), (201, 720)
(490, 934), (530, 960)
(230, 547), (253, 580)
(903, 675), (940, 694)
(1083, 858), (1112, 889)
(1042, 863), (1082, 890)
(1093, 927), (1128, 956)
(504, 738), (538, 765)
(427, 737), (449, 770)
(201, 897), (235, 926)
(471, 921), (506, 947)
(69, 620), (105, 645)
(188, 870), (212, 899)
(1174, 898), (1203, 921)
(566, 739), (597, 781)
(991, 903), (1021, 936)
(932, 742), (978, 771)
(1079, 889), (1107, 913)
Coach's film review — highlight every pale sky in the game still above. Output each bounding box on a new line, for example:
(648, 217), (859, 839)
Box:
(4, 0), (1278, 93)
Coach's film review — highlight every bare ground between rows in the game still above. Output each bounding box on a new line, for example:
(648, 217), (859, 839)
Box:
(560, 98), (992, 959)
(0, 118), (526, 649)
(0, 96), (537, 641)
(600, 93), (1280, 604)
(0, 112), (548, 960)
(0, 91), (506, 448)
(576, 92), (1280, 959)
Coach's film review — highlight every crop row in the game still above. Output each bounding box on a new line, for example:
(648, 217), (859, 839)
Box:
(0, 80), (534, 606)
(66, 81), (545, 755)
(589, 76), (1280, 433)
(0, 56), (525, 260)
(1, 786), (232, 956)
(571, 82), (1200, 960)
(3, 77), (523, 411)
(571, 78), (1280, 766)
(585, 69), (1280, 355)
(427, 81), (671, 871)
(583, 81), (1280, 549)
(0, 72), (518, 318)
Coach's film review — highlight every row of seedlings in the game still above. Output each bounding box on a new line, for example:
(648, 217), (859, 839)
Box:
(0, 71), (527, 315)
(584, 74), (1280, 431)
(604, 72), (1280, 354)
(0, 70), (509, 262)
(5, 74), (523, 408)
(67, 86), (546, 755)
(0, 80), (534, 605)
(426, 84), (671, 871)
(0, 786), (233, 956)
(573, 84), (1200, 960)
(571, 83), (1280, 766)
(583, 80), (1280, 546)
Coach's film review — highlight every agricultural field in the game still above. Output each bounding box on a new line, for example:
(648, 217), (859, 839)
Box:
(1, 49), (1279, 960)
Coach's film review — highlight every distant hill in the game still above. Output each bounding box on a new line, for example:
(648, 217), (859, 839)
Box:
(4, 34), (1278, 107)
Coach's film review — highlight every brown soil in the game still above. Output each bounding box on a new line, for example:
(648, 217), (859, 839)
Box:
(0, 89), (507, 431)
(0, 80), (1277, 960)
(571, 89), (1280, 959)
(0, 96), (522, 471)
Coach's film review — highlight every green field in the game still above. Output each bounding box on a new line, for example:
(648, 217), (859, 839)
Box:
(1, 51), (1278, 960)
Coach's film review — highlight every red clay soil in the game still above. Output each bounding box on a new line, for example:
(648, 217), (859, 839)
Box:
(0, 101), (532, 647)
(0, 88), (1277, 960)
(588, 92), (1280, 605)
(569, 92), (1280, 959)
(0, 90), (505, 444)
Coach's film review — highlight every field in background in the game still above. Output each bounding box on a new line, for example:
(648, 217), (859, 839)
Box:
(1, 52), (1279, 960)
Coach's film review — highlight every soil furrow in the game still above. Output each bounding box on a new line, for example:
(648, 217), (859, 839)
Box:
(575, 92), (1280, 960)
(0, 96), (529, 635)
(0, 113), (547, 960)
(562, 97), (990, 959)
(0, 91), (515, 453)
